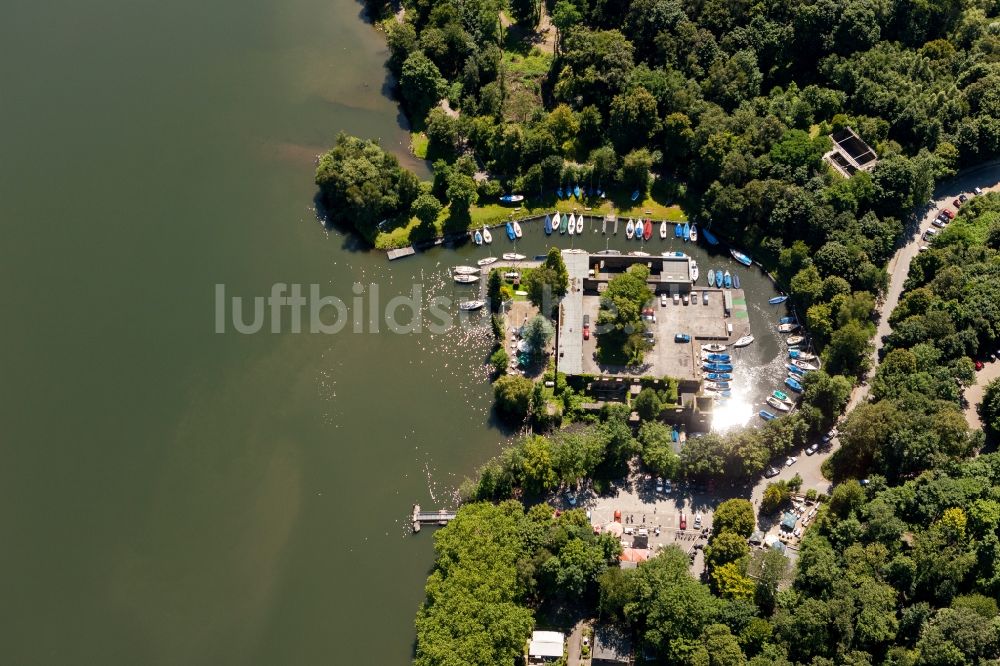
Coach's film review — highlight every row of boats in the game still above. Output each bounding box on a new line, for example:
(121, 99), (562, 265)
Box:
(760, 315), (819, 420)
(701, 343), (736, 397)
(706, 268), (739, 289)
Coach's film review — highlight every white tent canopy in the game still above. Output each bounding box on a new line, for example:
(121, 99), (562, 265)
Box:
(528, 631), (565, 658)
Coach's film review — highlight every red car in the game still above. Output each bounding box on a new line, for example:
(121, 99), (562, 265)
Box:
(583, 324), (590, 340)
(943, 209), (956, 219)
(976, 360), (984, 371)
(679, 513), (687, 530)
(953, 198), (962, 208)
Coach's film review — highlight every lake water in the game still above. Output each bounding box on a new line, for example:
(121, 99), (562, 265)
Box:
(0, 1), (786, 663)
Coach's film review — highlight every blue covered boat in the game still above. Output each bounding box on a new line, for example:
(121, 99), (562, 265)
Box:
(631, 190), (640, 201)
(730, 249), (752, 266)
(769, 296), (789, 305)
(574, 185), (581, 198)
(682, 222), (690, 241)
(675, 222), (683, 238)
(785, 377), (803, 392)
(711, 382), (731, 390)
(707, 353), (731, 362)
(787, 364), (808, 376)
(724, 271), (732, 288)
(505, 222), (516, 241)
(702, 227), (719, 245)
(543, 214), (552, 235)
(474, 230), (483, 245)
(707, 373), (732, 381)
(779, 316), (796, 324)
(704, 363), (734, 372)
(715, 270), (723, 286)
(557, 188), (564, 199)
(759, 410), (776, 421)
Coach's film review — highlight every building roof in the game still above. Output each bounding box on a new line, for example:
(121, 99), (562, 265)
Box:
(780, 511), (798, 531)
(593, 625), (633, 663)
(529, 631), (565, 658)
(620, 547), (651, 563)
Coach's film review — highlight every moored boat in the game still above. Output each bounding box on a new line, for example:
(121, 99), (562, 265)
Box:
(733, 274), (740, 289)
(788, 350), (817, 362)
(682, 221), (690, 241)
(769, 295), (789, 305)
(630, 189), (640, 201)
(643, 219), (653, 240)
(724, 271), (732, 288)
(625, 219), (634, 239)
(502, 252), (526, 261)
(474, 230), (483, 245)
(544, 214), (552, 235)
(477, 256), (497, 266)
(559, 213), (568, 234)
(706, 353), (731, 362)
(767, 396), (791, 412)
(786, 364), (806, 376)
(574, 185), (581, 198)
(690, 225), (698, 242)
(730, 249), (752, 266)
(576, 215), (584, 234)
(691, 260), (699, 282)
(660, 220), (667, 239)
(779, 316), (796, 324)
(708, 270), (716, 287)
(791, 359), (818, 371)
(483, 226), (492, 243)
(701, 343), (727, 352)
(710, 381), (731, 390)
(707, 372), (732, 381)
(772, 389), (792, 403)
(505, 222), (515, 241)
(778, 323), (799, 333)
(785, 377), (803, 392)
(703, 362), (734, 372)
(786, 335), (805, 346)
(453, 265), (480, 275)
(458, 299), (485, 311)
(499, 194), (524, 203)
(568, 213), (576, 236)
(759, 410), (776, 421)
(454, 274), (479, 284)
(629, 251), (650, 256)
(675, 222), (683, 238)
(557, 187), (564, 199)
(702, 227), (719, 245)
(715, 269), (723, 286)
(733, 334), (754, 347)
(513, 221), (522, 238)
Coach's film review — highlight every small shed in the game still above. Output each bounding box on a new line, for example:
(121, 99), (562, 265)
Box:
(593, 625), (633, 664)
(780, 511), (798, 532)
(528, 631), (565, 663)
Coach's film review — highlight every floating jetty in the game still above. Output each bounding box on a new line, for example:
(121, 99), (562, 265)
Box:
(411, 504), (456, 533)
(387, 246), (416, 260)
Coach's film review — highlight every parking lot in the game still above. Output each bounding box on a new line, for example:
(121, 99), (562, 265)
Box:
(580, 289), (736, 380)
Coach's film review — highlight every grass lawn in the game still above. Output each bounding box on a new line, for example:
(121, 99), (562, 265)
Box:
(410, 132), (429, 159)
(372, 183), (688, 248)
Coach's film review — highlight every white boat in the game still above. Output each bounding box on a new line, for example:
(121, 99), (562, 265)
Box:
(553, 212), (561, 234)
(458, 299), (485, 311)
(791, 359), (818, 371)
(513, 221), (522, 238)
(701, 344), (727, 352)
(767, 396), (791, 412)
(778, 323), (799, 333)
(733, 334), (754, 347)
(502, 253), (526, 261)
(786, 335), (805, 346)
(454, 274), (479, 283)
(453, 265), (479, 275)
(477, 256), (497, 266)
(690, 260), (699, 282)
(568, 213), (576, 236)
(690, 225), (698, 242)
(625, 219), (634, 239)
(576, 215), (584, 234)
(482, 226), (492, 243)
(629, 251), (650, 257)
(659, 220), (667, 239)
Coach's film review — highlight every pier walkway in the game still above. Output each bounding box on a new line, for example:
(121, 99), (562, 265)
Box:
(411, 504), (456, 532)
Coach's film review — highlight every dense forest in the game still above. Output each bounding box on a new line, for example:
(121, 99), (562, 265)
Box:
(310, 0), (1000, 663)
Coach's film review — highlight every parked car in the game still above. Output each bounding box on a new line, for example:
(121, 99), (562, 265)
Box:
(932, 218), (947, 228)
(664, 480), (672, 494)
(943, 209), (955, 219)
(694, 513), (703, 529)
(583, 314), (590, 340)
(806, 443), (819, 455)
(953, 198), (962, 208)
(786, 456), (798, 467)
(976, 360), (984, 371)
(702, 292), (708, 305)
(655, 477), (664, 493)
(918, 245), (929, 252)
(764, 466), (781, 478)
(660, 294), (667, 306)
(679, 513), (687, 530)
(923, 229), (938, 241)
(975, 186), (983, 195)
(675, 333), (691, 343)
(960, 193), (969, 202)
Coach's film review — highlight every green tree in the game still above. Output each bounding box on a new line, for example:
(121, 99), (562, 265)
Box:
(522, 315), (555, 363)
(487, 270), (503, 312)
(493, 375), (533, 421)
(713, 499), (756, 538)
(824, 320), (873, 378)
(634, 387), (662, 420)
(609, 87), (661, 152)
(621, 148), (655, 194)
(509, 0), (539, 27)
(400, 51), (446, 119)
(706, 531), (751, 571)
(981, 378), (1000, 442)
(445, 170), (479, 216)
(411, 192), (442, 227)
(711, 561), (756, 601)
(638, 422), (680, 477)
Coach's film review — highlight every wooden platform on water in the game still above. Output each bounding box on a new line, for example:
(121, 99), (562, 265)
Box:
(411, 504), (456, 533)
(386, 246), (416, 260)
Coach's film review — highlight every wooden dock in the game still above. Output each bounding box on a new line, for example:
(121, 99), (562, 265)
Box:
(387, 246), (416, 261)
(411, 504), (456, 533)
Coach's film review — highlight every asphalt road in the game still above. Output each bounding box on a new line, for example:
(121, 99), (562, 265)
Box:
(750, 159), (1000, 506)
